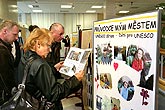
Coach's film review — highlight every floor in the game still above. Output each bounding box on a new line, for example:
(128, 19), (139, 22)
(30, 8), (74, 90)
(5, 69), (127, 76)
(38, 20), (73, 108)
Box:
(158, 91), (165, 110)
(62, 94), (82, 110)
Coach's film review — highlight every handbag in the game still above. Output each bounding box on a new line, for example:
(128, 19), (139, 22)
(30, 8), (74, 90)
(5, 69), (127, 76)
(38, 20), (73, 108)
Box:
(0, 57), (53, 110)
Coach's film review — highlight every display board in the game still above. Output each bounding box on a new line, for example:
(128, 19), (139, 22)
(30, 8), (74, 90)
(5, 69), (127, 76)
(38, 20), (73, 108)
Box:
(93, 10), (160, 110)
(71, 32), (78, 47)
(81, 29), (93, 49)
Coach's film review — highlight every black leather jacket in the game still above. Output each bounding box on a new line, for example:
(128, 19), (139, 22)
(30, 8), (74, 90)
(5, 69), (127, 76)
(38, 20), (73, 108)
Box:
(0, 39), (16, 105)
(17, 50), (82, 110)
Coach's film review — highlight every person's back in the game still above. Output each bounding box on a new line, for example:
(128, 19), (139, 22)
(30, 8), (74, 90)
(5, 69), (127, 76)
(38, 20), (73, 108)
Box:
(0, 20), (19, 105)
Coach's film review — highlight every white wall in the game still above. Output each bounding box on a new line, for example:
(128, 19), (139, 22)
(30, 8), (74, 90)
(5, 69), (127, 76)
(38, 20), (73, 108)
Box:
(0, 0), (18, 22)
(19, 13), (98, 35)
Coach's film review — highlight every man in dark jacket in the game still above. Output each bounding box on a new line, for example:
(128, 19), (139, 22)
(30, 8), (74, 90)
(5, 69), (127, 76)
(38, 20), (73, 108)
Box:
(0, 20), (19, 105)
(46, 23), (64, 79)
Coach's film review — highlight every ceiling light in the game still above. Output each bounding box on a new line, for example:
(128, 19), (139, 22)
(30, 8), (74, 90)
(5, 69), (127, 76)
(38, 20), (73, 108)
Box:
(11, 9), (18, 12)
(9, 9), (18, 13)
(119, 11), (129, 13)
(32, 10), (42, 13)
(86, 10), (96, 13)
(91, 6), (102, 8)
(61, 5), (72, 8)
(28, 5), (33, 8)
(9, 5), (18, 8)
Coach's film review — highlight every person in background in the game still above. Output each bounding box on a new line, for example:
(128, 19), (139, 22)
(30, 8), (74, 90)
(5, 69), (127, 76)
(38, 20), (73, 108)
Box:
(28, 25), (39, 33)
(46, 23), (64, 79)
(17, 28), (84, 110)
(18, 30), (24, 56)
(62, 35), (70, 58)
(0, 20), (19, 105)
(11, 40), (21, 84)
(11, 40), (21, 68)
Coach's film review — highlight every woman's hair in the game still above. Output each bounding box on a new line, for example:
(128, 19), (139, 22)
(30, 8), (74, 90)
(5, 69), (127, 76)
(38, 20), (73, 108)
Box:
(24, 28), (53, 51)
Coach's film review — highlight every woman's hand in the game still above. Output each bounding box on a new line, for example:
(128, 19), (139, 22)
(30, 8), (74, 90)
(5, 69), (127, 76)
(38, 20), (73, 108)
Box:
(54, 61), (64, 71)
(75, 70), (84, 81)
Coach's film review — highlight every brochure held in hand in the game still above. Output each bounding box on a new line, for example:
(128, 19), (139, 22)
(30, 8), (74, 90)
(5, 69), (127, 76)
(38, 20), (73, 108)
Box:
(59, 47), (92, 76)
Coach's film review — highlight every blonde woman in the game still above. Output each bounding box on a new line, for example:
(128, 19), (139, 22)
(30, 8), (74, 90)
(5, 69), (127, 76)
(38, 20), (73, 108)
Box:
(17, 28), (84, 110)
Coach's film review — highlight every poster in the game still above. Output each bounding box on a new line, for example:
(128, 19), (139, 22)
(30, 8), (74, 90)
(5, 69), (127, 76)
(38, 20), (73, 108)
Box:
(93, 10), (160, 110)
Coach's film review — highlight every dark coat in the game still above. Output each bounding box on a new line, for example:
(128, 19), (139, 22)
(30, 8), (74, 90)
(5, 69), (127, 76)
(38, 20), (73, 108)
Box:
(46, 42), (61, 78)
(46, 42), (61, 66)
(0, 39), (16, 105)
(17, 50), (82, 110)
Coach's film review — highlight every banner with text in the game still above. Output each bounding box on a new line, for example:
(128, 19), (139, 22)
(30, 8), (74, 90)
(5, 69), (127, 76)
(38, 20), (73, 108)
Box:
(93, 10), (160, 110)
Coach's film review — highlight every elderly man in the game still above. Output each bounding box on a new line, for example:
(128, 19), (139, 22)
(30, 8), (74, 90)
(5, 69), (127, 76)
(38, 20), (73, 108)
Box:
(0, 20), (19, 105)
(46, 23), (64, 78)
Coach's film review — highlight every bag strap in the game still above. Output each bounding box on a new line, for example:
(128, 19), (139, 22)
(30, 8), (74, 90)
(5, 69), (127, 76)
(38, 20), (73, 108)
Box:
(18, 57), (35, 90)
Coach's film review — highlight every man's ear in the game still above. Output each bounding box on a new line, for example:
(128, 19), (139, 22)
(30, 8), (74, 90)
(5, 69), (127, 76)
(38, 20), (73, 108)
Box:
(2, 28), (7, 34)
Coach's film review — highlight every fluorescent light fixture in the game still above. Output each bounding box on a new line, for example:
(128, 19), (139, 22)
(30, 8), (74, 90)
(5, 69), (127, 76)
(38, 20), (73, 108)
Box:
(9, 9), (18, 13)
(91, 6), (102, 8)
(28, 5), (33, 8)
(32, 10), (42, 12)
(12, 9), (18, 12)
(61, 5), (72, 8)
(86, 10), (96, 13)
(119, 11), (129, 13)
(10, 5), (17, 8)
